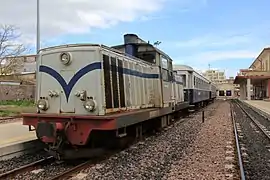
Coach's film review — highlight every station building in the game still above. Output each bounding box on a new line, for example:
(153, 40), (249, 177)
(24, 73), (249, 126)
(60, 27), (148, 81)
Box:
(215, 77), (239, 99)
(202, 69), (239, 99)
(234, 48), (270, 100)
(202, 69), (226, 82)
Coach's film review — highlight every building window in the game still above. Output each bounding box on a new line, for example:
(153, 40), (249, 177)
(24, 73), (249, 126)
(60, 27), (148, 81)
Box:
(219, 90), (224, 96)
(226, 90), (232, 96)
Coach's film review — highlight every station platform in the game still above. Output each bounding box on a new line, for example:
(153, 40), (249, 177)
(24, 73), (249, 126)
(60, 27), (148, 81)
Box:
(0, 121), (36, 148)
(242, 100), (270, 117)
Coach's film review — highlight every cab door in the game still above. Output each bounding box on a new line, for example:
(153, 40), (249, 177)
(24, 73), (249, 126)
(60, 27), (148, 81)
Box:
(160, 56), (173, 107)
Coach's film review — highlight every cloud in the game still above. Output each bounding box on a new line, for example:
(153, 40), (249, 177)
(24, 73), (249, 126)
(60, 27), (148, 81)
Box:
(174, 49), (258, 65)
(0, 0), (168, 45)
(187, 50), (257, 62)
(175, 34), (252, 48)
(171, 32), (262, 68)
(173, 49), (258, 78)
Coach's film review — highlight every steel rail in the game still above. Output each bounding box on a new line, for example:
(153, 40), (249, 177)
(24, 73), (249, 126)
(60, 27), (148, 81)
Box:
(230, 101), (246, 180)
(0, 116), (22, 121)
(236, 100), (270, 140)
(0, 156), (54, 179)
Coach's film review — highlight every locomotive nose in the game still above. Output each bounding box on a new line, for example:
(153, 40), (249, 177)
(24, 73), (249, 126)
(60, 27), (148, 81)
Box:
(36, 122), (64, 142)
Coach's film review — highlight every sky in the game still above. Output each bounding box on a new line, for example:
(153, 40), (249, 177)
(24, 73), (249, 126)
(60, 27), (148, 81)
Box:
(1, 0), (270, 77)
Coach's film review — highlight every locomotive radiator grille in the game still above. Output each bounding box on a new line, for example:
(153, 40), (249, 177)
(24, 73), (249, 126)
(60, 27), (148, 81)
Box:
(111, 57), (120, 108)
(103, 54), (113, 108)
(118, 59), (126, 107)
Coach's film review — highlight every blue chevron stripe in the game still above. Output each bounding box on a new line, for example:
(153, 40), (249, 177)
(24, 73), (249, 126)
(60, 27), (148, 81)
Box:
(39, 62), (101, 101)
(39, 62), (159, 102)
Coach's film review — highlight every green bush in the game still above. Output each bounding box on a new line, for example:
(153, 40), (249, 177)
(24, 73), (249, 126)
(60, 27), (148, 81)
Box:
(0, 100), (35, 107)
(0, 109), (18, 117)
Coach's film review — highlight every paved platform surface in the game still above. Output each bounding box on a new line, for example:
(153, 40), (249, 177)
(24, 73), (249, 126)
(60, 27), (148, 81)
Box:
(243, 100), (270, 115)
(0, 121), (36, 148)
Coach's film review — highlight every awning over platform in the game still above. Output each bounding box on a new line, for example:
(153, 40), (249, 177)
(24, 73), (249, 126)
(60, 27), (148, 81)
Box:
(234, 75), (270, 84)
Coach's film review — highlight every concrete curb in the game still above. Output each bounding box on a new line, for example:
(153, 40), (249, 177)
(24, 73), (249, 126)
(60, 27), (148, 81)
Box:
(0, 139), (45, 160)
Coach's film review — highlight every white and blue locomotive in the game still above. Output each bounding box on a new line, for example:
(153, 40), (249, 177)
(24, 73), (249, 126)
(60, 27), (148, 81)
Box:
(22, 34), (215, 159)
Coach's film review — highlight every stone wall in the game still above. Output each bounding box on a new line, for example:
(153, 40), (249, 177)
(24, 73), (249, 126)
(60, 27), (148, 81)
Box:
(0, 73), (36, 83)
(0, 85), (35, 101)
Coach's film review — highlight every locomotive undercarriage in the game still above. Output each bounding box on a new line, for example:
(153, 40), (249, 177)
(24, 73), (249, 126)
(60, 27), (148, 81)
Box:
(36, 121), (141, 160)
(33, 109), (190, 160)
(38, 125), (115, 160)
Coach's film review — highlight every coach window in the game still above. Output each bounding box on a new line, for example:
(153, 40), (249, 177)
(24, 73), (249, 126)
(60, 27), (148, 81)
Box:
(161, 56), (169, 81)
(137, 52), (156, 64)
(168, 71), (173, 81)
(168, 60), (173, 71)
(161, 57), (168, 69)
(182, 75), (186, 87)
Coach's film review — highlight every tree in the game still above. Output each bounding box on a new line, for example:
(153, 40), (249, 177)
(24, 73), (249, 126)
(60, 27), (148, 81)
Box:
(0, 24), (26, 75)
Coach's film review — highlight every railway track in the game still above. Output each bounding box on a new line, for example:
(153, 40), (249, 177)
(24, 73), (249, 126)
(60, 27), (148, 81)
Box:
(49, 102), (215, 180)
(0, 156), (54, 179)
(230, 101), (245, 180)
(0, 116), (21, 120)
(48, 151), (118, 180)
(0, 116), (22, 124)
(0, 102), (213, 180)
(232, 99), (270, 180)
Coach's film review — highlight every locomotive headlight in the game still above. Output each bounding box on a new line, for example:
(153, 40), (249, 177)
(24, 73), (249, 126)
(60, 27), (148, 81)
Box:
(83, 99), (96, 112)
(37, 99), (49, 111)
(60, 52), (72, 65)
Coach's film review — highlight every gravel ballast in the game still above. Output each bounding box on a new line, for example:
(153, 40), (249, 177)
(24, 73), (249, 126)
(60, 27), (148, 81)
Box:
(0, 151), (49, 175)
(164, 100), (238, 180)
(68, 100), (235, 180)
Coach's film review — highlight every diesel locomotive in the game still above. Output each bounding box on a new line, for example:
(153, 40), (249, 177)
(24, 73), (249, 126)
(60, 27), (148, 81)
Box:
(22, 34), (216, 159)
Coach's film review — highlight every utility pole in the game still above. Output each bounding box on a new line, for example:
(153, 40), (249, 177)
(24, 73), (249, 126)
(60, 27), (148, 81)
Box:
(36, 0), (40, 54)
(35, 0), (40, 102)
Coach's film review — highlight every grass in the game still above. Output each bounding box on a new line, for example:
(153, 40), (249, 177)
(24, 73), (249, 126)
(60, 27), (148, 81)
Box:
(0, 100), (36, 117)
(0, 100), (35, 107)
